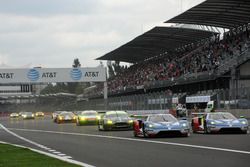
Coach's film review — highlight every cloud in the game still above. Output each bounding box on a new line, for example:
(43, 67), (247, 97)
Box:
(0, 0), (99, 16)
(0, 0), (204, 68)
(0, 53), (9, 64)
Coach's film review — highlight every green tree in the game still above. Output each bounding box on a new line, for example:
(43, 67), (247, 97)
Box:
(72, 58), (81, 68)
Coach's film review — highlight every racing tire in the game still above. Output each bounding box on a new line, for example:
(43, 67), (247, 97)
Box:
(242, 130), (248, 134)
(183, 132), (190, 137)
(76, 119), (80, 126)
(98, 123), (105, 131)
(142, 125), (148, 138)
(204, 125), (211, 134)
(98, 124), (102, 131)
(192, 129), (197, 134)
(133, 131), (138, 137)
(143, 130), (148, 138)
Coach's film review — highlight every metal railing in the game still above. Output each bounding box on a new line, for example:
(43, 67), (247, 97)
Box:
(1, 87), (250, 113)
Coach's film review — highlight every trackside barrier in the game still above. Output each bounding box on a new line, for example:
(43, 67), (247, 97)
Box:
(0, 112), (9, 117)
(126, 110), (169, 115)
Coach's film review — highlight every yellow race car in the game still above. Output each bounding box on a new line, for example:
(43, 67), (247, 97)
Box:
(76, 110), (100, 125)
(10, 113), (19, 118)
(35, 112), (45, 117)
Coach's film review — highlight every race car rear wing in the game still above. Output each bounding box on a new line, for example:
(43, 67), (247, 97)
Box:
(130, 115), (148, 121)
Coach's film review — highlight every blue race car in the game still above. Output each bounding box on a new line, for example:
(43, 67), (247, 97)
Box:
(133, 114), (190, 137)
(192, 112), (249, 134)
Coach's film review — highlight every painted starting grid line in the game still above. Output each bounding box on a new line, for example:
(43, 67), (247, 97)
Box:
(6, 126), (250, 155)
(0, 124), (94, 167)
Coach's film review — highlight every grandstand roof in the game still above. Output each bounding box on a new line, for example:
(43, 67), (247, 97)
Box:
(97, 27), (217, 63)
(166, 0), (250, 29)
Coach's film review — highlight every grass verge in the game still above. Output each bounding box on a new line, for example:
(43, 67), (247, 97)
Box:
(0, 143), (81, 167)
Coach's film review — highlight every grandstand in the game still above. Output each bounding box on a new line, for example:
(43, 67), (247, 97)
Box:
(82, 0), (250, 111)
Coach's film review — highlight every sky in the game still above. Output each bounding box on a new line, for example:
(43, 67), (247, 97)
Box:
(0, 0), (204, 68)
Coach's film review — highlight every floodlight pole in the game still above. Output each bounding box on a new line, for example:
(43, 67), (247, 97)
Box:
(104, 67), (108, 110)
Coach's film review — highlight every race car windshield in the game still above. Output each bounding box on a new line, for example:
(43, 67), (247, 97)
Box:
(23, 112), (32, 115)
(82, 112), (97, 116)
(208, 113), (236, 120)
(117, 113), (129, 118)
(149, 114), (177, 123)
(106, 112), (128, 118)
(61, 112), (74, 117)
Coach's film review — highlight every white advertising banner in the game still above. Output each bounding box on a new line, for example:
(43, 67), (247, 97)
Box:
(186, 96), (210, 103)
(0, 67), (106, 83)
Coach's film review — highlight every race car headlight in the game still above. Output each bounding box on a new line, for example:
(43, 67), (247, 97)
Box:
(148, 124), (153, 128)
(210, 121), (215, 125)
(128, 120), (133, 124)
(107, 120), (113, 124)
(73, 116), (77, 120)
(59, 116), (63, 120)
(23, 115), (27, 118)
(182, 123), (187, 127)
(241, 121), (247, 125)
(32, 114), (34, 117)
(80, 117), (86, 121)
(96, 116), (101, 120)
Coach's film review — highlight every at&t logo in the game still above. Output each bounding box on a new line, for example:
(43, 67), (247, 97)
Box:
(70, 68), (82, 81)
(27, 69), (40, 81)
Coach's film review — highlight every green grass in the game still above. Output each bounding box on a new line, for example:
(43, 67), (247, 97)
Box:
(0, 143), (81, 167)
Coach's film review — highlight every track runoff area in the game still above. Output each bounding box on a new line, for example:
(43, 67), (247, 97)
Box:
(0, 115), (249, 167)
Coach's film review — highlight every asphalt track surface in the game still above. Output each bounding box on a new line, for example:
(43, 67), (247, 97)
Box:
(1, 116), (250, 167)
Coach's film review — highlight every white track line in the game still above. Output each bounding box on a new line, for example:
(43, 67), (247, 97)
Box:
(48, 149), (56, 152)
(63, 156), (73, 159)
(53, 151), (61, 154)
(7, 127), (250, 155)
(0, 124), (95, 167)
(58, 153), (66, 156)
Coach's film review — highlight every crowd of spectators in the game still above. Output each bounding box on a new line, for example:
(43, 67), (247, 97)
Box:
(90, 25), (250, 96)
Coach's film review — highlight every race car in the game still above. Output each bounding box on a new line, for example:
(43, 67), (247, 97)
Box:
(98, 111), (133, 131)
(21, 112), (35, 119)
(18, 112), (25, 116)
(55, 111), (77, 124)
(35, 112), (44, 117)
(191, 112), (248, 134)
(76, 110), (100, 125)
(52, 111), (63, 121)
(10, 113), (19, 118)
(133, 114), (190, 137)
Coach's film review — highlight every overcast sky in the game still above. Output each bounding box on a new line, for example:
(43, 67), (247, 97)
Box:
(0, 0), (204, 68)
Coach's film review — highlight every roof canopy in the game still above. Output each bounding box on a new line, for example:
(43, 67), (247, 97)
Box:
(166, 0), (250, 29)
(97, 27), (217, 63)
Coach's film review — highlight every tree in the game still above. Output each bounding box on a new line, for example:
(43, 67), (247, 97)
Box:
(73, 58), (81, 68)
(68, 58), (81, 93)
